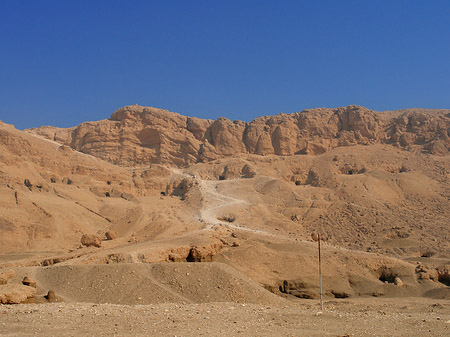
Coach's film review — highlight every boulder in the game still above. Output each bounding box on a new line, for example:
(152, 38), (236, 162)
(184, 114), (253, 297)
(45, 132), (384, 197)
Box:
(0, 284), (36, 304)
(394, 276), (404, 286)
(105, 230), (118, 241)
(241, 164), (256, 178)
(80, 234), (102, 248)
(22, 276), (37, 288)
(45, 290), (57, 302)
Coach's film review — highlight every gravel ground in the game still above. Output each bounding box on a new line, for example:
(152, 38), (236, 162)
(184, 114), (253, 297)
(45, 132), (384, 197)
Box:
(1, 298), (449, 336)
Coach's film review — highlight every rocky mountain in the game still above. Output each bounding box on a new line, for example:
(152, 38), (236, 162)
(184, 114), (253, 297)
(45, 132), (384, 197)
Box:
(28, 105), (450, 167)
(1, 105), (449, 308)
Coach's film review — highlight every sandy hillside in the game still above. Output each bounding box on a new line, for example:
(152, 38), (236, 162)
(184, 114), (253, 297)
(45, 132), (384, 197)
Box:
(1, 105), (450, 335)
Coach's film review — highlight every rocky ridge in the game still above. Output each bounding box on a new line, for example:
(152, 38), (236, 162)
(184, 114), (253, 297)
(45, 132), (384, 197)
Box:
(27, 105), (450, 167)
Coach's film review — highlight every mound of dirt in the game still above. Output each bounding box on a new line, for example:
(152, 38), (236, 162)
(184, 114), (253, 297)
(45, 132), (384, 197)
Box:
(10, 263), (284, 305)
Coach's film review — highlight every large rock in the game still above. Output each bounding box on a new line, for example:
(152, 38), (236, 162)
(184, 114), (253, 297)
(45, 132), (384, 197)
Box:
(0, 284), (36, 304)
(22, 276), (37, 288)
(81, 234), (102, 248)
(0, 269), (15, 285)
(241, 164), (256, 178)
(105, 230), (118, 241)
(187, 243), (223, 262)
(45, 290), (57, 302)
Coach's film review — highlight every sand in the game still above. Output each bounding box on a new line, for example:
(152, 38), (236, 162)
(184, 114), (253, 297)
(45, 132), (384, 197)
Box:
(1, 298), (449, 336)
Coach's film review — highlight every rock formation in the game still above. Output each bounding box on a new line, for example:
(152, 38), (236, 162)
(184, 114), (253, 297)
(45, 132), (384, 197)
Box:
(0, 284), (36, 304)
(105, 230), (118, 240)
(45, 289), (57, 302)
(22, 276), (37, 288)
(27, 105), (450, 167)
(1, 104), (449, 307)
(81, 234), (102, 248)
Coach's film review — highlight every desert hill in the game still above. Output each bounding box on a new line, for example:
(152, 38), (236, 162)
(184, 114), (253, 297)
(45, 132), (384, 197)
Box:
(20, 106), (450, 257)
(1, 105), (450, 315)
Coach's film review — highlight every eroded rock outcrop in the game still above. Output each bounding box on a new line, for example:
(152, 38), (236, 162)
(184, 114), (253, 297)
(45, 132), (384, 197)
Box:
(0, 284), (36, 304)
(105, 230), (118, 241)
(187, 243), (223, 262)
(81, 234), (102, 248)
(27, 105), (450, 168)
(45, 289), (57, 302)
(22, 276), (37, 288)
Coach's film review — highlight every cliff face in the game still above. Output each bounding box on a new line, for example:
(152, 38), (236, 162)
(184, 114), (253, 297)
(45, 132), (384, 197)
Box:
(27, 105), (450, 166)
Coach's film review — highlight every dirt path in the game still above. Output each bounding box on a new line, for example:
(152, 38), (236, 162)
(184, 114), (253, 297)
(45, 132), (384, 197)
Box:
(198, 179), (248, 227)
(168, 167), (257, 232)
(197, 177), (310, 243)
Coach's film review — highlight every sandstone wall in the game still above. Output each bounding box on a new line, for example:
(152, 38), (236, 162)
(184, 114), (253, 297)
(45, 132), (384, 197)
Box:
(27, 105), (450, 166)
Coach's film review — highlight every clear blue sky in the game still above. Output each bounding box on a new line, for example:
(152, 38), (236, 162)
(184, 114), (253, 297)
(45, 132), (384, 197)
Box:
(1, 0), (450, 129)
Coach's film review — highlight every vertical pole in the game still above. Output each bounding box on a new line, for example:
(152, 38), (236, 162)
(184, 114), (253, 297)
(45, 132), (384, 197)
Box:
(318, 235), (323, 312)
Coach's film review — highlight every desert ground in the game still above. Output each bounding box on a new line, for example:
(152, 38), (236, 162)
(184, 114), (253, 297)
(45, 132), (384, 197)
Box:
(1, 298), (449, 336)
(1, 105), (449, 336)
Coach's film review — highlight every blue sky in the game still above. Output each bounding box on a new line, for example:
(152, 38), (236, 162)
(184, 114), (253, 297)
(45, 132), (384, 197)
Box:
(1, 0), (450, 129)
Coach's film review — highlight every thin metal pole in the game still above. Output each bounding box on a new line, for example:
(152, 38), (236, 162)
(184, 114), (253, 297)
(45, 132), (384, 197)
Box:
(318, 235), (323, 312)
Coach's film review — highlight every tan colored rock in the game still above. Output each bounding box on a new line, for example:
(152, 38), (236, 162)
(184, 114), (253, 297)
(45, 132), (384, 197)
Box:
(394, 276), (404, 286)
(415, 264), (438, 281)
(45, 289), (57, 302)
(187, 243), (223, 262)
(241, 164), (256, 178)
(0, 284), (36, 304)
(0, 269), (15, 285)
(81, 234), (102, 248)
(208, 117), (247, 156)
(105, 230), (118, 241)
(22, 276), (37, 288)
(186, 116), (213, 140)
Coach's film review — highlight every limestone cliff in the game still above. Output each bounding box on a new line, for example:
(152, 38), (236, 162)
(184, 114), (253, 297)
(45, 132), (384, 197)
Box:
(27, 105), (450, 166)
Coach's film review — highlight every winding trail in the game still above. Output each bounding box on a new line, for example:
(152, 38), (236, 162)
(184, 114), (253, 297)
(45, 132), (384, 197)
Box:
(167, 168), (295, 238)
(166, 167), (245, 227)
(197, 178), (280, 236)
(198, 179), (247, 227)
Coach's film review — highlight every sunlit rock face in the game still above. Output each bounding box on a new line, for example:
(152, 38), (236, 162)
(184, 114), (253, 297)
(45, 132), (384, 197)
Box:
(28, 105), (450, 167)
